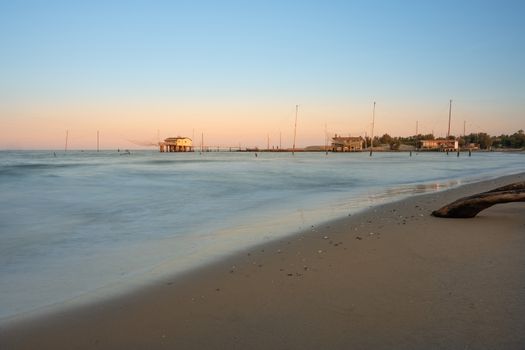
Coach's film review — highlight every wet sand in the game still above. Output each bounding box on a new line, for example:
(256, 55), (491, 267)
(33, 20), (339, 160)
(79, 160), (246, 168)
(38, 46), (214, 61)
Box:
(2, 173), (525, 349)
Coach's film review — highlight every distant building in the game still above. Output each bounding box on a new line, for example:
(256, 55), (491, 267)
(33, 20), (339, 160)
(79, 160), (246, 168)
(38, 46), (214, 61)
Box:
(418, 139), (458, 151)
(159, 137), (193, 152)
(331, 135), (364, 152)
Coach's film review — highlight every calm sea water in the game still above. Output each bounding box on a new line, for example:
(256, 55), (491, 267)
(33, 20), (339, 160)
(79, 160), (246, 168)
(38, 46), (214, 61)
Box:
(1, 150), (523, 321)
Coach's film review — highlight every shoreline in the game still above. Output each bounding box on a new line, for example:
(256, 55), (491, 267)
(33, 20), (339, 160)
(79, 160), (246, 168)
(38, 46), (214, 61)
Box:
(2, 172), (525, 349)
(1, 151), (524, 325)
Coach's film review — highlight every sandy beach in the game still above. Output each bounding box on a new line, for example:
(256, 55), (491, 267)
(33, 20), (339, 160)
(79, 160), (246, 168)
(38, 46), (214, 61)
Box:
(1, 172), (524, 349)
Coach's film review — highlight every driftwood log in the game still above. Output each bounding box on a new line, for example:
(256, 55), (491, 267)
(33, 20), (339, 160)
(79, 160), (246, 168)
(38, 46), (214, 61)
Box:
(432, 181), (525, 218)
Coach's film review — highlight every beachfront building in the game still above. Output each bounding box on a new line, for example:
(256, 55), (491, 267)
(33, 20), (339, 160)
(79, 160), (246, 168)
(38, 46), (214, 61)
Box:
(418, 139), (459, 151)
(331, 135), (364, 152)
(159, 137), (193, 152)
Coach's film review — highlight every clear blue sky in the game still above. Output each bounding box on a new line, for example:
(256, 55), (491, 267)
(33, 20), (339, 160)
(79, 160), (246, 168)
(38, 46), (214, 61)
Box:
(1, 0), (524, 148)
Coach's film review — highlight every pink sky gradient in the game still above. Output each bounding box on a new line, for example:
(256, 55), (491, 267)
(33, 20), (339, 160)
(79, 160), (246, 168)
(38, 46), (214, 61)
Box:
(1, 97), (522, 150)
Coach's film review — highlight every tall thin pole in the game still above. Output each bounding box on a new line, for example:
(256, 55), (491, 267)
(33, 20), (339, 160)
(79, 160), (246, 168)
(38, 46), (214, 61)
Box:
(369, 101), (376, 156)
(324, 123), (328, 155)
(97, 130), (100, 152)
(463, 120), (467, 151)
(447, 99), (452, 138)
(415, 120), (419, 150)
(292, 104), (298, 155)
(65, 130), (69, 152)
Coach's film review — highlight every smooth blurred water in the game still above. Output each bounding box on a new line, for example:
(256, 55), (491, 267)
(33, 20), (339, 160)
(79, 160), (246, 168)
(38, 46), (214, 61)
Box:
(0, 150), (523, 321)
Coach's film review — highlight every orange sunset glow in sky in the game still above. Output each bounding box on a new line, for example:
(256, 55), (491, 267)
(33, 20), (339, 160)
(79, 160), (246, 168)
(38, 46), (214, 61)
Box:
(1, 1), (523, 150)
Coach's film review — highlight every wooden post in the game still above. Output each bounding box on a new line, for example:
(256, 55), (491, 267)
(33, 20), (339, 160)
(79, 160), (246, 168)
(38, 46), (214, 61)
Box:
(292, 105), (298, 155)
(447, 99), (452, 139)
(369, 102), (376, 157)
(324, 123), (328, 155)
(415, 120), (419, 152)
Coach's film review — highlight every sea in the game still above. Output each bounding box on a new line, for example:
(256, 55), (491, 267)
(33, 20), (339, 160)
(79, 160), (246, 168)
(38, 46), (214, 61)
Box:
(1, 150), (523, 322)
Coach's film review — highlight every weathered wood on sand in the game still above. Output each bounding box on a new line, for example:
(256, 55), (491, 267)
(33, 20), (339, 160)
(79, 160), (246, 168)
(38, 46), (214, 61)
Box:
(432, 182), (525, 218)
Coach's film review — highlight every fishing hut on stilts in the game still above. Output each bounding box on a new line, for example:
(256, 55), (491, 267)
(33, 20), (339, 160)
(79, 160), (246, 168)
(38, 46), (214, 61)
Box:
(159, 137), (193, 152)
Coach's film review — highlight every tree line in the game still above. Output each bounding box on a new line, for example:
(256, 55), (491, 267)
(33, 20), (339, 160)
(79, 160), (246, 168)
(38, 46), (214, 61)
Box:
(363, 129), (524, 150)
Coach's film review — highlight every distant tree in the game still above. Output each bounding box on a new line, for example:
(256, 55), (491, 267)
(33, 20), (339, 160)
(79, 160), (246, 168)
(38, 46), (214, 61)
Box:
(379, 133), (393, 145)
(491, 137), (502, 148)
(512, 130), (525, 148)
(494, 131), (524, 148)
(389, 139), (401, 150)
(478, 133), (492, 149)
(465, 133), (480, 145)
(398, 136), (418, 146)
(419, 134), (435, 140)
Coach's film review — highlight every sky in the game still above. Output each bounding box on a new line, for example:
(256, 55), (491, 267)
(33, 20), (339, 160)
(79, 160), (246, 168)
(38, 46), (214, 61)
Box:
(1, 0), (524, 149)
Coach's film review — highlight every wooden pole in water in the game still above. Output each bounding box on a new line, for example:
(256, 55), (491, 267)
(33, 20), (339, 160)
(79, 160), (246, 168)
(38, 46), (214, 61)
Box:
(369, 101), (376, 157)
(415, 120), (419, 152)
(463, 120), (470, 155)
(292, 104), (298, 155)
(463, 120), (466, 149)
(447, 99), (452, 139)
(324, 123), (328, 155)
(65, 130), (69, 152)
